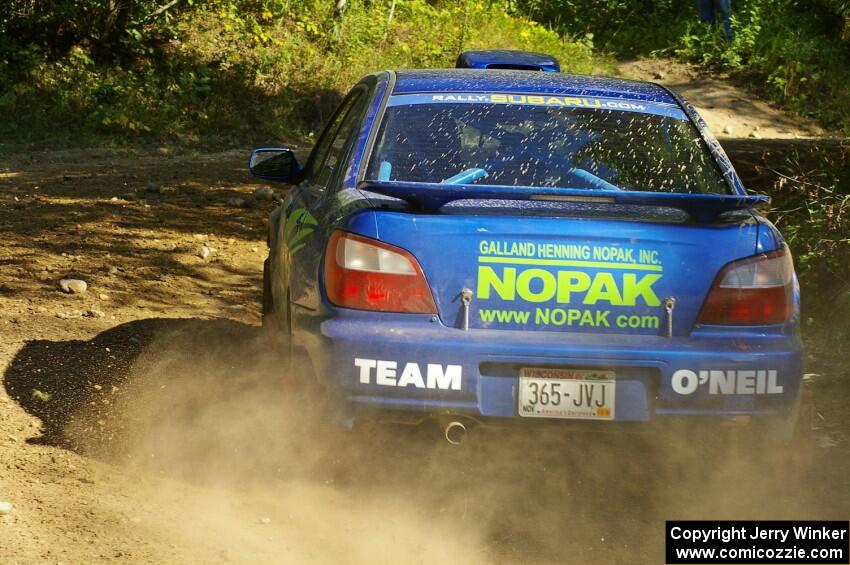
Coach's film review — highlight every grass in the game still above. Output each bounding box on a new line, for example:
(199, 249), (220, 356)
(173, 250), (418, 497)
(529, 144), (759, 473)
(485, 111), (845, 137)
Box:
(0, 0), (610, 152)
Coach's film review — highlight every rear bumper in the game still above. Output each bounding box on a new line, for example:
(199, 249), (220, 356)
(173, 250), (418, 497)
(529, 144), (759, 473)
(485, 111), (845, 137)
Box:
(298, 309), (803, 424)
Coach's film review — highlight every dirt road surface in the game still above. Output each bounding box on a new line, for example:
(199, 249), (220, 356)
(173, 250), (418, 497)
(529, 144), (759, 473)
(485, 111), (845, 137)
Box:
(1, 67), (849, 564)
(618, 58), (826, 139)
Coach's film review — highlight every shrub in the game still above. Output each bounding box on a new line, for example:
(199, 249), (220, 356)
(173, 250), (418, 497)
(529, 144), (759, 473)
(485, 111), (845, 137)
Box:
(0, 0), (606, 149)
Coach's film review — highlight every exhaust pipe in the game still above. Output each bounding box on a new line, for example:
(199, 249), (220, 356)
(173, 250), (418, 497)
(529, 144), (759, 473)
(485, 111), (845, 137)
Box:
(444, 421), (467, 445)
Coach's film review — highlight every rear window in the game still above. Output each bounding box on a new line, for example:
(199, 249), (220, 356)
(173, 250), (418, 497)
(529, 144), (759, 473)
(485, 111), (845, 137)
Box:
(365, 93), (730, 194)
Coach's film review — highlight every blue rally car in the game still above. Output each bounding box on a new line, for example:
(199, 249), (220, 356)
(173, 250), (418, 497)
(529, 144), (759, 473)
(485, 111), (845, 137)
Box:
(251, 51), (808, 446)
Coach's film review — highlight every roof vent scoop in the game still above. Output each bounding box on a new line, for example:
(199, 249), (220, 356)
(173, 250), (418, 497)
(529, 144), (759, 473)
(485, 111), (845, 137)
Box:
(455, 50), (560, 72)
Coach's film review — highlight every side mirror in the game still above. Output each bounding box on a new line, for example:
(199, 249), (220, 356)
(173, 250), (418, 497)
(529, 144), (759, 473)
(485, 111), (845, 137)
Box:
(248, 148), (301, 182)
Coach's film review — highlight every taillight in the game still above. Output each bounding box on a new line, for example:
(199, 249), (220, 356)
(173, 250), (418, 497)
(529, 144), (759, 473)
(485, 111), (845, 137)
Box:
(324, 231), (437, 314)
(697, 245), (795, 325)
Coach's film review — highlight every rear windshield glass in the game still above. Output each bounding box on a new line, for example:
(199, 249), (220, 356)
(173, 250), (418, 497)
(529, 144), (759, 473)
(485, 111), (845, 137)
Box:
(365, 93), (730, 194)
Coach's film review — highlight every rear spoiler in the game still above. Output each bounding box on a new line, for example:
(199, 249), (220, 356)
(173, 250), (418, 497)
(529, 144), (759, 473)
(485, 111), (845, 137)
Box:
(356, 180), (770, 223)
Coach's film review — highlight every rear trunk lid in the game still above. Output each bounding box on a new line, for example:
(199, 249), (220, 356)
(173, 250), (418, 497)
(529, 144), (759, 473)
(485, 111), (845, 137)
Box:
(368, 204), (762, 337)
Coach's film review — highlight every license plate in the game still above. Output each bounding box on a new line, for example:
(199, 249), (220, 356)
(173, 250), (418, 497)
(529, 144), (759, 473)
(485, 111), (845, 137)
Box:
(518, 368), (615, 420)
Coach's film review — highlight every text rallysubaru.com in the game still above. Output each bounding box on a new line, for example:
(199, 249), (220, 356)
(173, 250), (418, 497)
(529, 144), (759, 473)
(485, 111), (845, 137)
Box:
(666, 521), (849, 564)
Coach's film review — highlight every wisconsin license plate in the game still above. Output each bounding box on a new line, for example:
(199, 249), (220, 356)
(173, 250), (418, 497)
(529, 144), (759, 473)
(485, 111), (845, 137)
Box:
(518, 368), (615, 420)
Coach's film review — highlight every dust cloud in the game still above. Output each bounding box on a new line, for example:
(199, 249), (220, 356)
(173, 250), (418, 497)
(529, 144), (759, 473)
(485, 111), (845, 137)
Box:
(61, 321), (495, 564)
(63, 320), (845, 564)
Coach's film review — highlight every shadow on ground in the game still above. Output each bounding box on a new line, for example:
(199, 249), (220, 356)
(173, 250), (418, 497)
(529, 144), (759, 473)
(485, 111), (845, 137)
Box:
(3, 317), (257, 450)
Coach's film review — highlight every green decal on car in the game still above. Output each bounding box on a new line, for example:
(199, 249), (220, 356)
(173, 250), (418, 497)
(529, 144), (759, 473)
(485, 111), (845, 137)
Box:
(475, 239), (664, 329)
(283, 208), (318, 255)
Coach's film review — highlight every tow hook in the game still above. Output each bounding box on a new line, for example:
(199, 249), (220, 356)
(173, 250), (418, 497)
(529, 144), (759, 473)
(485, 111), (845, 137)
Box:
(663, 296), (677, 338)
(460, 288), (473, 331)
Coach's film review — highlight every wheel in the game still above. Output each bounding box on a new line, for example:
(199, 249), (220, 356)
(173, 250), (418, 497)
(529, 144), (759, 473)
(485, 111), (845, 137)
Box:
(261, 258), (333, 426)
(731, 388), (815, 482)
(261, 258), (274, 322)
(261, 257), (288, 343)
(782, 388), (815, 478)
(261, 257), (295, 392)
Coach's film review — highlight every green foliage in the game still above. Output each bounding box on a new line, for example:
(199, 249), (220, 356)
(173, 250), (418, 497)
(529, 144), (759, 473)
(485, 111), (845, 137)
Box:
(761, 143), (850, 343)
(3, 0), (850, 146)
(768, 144), (850, 290)
(512, 0), (850, 133)
(511, 0), (689, 55)
(0, 0), (605, 148)
(671, 0), (850, 131)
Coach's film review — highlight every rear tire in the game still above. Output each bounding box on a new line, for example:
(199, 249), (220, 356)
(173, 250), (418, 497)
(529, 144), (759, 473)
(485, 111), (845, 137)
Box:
(261, 257), (293, 385)
(734, 389), (815, 482)
(262, 258), (274, 323)
(781, 388), (815, 478)
(261, 257), (288, 341)
(261, 257), (334, 430)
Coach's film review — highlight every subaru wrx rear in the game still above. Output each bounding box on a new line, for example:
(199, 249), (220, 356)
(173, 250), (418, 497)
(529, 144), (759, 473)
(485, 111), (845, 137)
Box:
(250, 50), (807, 447)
